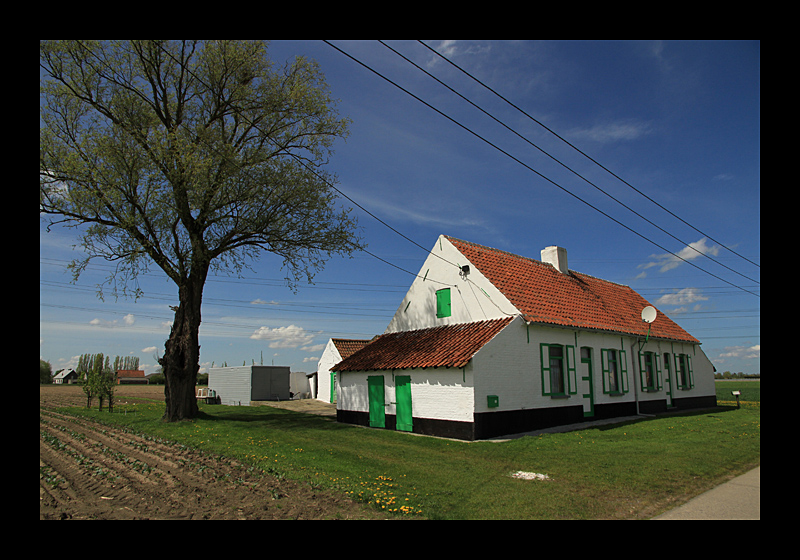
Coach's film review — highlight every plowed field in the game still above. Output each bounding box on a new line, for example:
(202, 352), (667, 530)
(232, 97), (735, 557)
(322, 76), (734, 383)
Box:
(39, 385), (387, 520)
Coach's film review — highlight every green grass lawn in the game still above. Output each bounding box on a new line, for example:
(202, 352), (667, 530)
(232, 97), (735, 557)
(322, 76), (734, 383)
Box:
(62, 388), (760, 519)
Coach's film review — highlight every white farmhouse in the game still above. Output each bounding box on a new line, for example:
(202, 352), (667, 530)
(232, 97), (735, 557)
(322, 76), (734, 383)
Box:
(333, 235), (716, 441)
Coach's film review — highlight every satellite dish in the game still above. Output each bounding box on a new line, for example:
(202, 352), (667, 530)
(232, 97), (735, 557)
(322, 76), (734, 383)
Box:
(641, 306), (657, 324)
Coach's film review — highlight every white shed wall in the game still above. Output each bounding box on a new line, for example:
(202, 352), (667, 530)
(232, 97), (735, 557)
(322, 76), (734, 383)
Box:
(209, 366), (252, 406)
(337, 367), (474, 423)
(316, 339), (342, 403)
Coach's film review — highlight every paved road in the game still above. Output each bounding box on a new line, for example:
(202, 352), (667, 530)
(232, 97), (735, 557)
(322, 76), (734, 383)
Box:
(652, 466), (760, 520)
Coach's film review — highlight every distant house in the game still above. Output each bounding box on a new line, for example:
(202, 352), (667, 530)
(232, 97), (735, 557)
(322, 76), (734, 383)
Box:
(316, 338), (371, 403)
(333, 235), (717, 441)
(116, 369), (147, 384)
(53, 369), (79, 384)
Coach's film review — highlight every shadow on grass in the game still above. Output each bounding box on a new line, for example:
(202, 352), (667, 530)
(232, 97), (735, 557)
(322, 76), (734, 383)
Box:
(592, 405), (744, 432)
(194, 405), (353, 433)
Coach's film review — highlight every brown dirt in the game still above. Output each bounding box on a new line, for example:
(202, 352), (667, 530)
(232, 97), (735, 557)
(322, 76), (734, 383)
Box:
(40, 385), (389, 520)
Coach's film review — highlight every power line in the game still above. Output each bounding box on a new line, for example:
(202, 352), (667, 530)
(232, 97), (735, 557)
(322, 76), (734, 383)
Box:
(380, 40), (758, 286)
(323, 40), (759, 298)
(416, 39), (760, 270)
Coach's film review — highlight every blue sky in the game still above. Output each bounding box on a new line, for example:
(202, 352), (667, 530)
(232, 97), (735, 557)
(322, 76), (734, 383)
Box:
(40, 40), (760, 377)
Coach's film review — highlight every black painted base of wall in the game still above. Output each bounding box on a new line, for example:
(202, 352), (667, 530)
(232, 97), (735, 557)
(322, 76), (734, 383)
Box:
(337, 395), (718, 441)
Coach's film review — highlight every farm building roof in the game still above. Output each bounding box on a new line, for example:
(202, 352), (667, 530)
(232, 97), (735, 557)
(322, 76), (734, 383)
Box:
(333, 317), (514, 373)
(331, 338), (371, 360)
(445, 236), (699, 344)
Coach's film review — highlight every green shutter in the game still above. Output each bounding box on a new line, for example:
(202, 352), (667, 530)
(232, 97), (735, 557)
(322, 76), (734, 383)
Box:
(436, 288), (451, 318)
(686, 355), (694, 389)
(600, 349), (610, 394)
(619, 349), (629, 393)
(638, 351), (647, 391)
(566, 345), (577, 394)
(655, 353), (663, 390)
(540, 343), (552, 396)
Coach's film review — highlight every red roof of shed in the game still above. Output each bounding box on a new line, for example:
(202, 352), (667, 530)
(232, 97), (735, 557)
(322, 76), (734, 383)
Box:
(334, 318), (513, 373)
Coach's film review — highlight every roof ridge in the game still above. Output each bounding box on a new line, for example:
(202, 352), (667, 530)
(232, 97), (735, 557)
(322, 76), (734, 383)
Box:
(444, 235), (548, 268)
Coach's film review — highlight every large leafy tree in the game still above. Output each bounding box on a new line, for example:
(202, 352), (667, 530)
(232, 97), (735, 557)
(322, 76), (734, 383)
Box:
(40, 40), (362, 421)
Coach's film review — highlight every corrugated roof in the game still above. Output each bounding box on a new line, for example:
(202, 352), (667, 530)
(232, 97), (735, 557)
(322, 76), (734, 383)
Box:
(334, 317), (514, 373)
(446, 236), (698, 344)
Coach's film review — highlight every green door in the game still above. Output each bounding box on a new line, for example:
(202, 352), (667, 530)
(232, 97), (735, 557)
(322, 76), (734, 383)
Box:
(368, 375), (385, 428)
(395, 375), (413, 432)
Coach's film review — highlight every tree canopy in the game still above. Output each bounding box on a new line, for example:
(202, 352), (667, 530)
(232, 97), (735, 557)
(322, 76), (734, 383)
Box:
(40, 40), (363, 420)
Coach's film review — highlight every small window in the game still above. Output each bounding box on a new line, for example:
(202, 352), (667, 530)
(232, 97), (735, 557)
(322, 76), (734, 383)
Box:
(607, 350), (619, 393)
(549, 345), (565, 395)
(435, 288), (451, 318)
(540, 343), (576, 397)
(601, 348), (628, 395)
(676, 354), (693, 389)
(639, 351), (659, 392)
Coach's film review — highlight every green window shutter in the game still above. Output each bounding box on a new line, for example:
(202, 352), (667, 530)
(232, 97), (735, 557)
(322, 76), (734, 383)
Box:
(540, 343), (552, 396)
(655, 353), (663, 390)
(566, 345), (577, 394)
(600, 349), (611, 394)
(619, 349), (629, 393)
(436, 288), (451, 318)
(686, 355), (694, 389)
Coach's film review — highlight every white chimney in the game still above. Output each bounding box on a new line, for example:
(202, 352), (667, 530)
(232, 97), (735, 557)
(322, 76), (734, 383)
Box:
(541, 246), (569, 274)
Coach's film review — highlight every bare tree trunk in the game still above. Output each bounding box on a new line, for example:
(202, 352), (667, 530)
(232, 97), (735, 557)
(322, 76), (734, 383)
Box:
(160, 275), (205, 422)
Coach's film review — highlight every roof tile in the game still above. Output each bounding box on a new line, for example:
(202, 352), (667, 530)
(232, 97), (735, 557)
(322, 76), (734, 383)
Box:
(446, 236), (698, 343)
(334, 317), (513, 372)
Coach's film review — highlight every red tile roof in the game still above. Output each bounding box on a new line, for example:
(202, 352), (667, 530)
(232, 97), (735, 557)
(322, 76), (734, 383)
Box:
(116, 369), (145, 378)
(446, 236), (698, 344)
(332, 339), (371, 360)
(334, 317), (514, 372)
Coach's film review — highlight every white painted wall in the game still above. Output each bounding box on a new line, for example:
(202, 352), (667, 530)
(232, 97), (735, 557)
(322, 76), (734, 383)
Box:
(316, 339), (342, 403)
(336, 367), (475, 423)
(385, 235), (517, 334)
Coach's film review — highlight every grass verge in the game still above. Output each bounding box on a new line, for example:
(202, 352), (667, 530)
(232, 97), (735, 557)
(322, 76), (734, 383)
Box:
(61, 390), (759, 519)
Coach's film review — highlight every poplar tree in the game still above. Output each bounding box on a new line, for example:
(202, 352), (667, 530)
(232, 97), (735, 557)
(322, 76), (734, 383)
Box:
(40, 40), (362, 421)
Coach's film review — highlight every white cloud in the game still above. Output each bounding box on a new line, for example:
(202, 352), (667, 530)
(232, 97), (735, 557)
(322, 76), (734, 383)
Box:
(655, 287), (709, 307)
(250, 324), (315, 348)
(251, 298), (279, 305)
(639, 237), (720, 275)
(719, 344), (760, 360)
(567, 119), (653, 143)
(89, 313), (136, 328)
(303, 356), (319, 363)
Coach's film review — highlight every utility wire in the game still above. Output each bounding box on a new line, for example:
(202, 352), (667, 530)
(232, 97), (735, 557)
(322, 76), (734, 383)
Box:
(381, 40), (758, 286)
(417, 39), (760, 270)
(323, 40), (759, 298)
